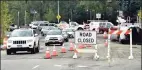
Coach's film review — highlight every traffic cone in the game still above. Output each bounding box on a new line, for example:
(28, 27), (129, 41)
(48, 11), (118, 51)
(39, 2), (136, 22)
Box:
(103, 31), (107, 39)
(3, 37), (8, 49)
(104, 40), (108, 47)
(52, 45), (58, 56)
(69, 41), (74, 51)
(44, 47), (51, 59)
(78, 44), (85, 49)
(61, 44), (66, 53)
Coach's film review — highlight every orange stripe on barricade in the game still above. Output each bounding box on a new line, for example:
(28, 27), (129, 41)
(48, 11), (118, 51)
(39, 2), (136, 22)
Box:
(109, 30), (115, 34)
(116, 30), (123, 35)
(125, 30), (131, 35)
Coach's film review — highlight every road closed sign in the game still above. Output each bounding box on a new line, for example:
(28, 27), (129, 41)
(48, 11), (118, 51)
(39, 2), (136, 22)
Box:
(75, 31), (96, 44)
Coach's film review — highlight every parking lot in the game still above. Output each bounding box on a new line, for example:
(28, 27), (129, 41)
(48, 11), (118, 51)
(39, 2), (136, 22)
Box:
(1, 1), (142, 70)
(1, 33), (141, 70)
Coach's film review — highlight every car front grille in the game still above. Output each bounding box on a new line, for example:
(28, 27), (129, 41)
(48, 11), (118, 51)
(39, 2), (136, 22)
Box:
(13, 40), (26, 44)
(49, 37), (58, 40)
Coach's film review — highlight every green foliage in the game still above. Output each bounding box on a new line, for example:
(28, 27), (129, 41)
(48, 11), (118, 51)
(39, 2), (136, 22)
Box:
(138, 10), (142, 19)
(2, 1), (141, 26)
(44, 8), (56, 22)
(1, 1), (13, 37)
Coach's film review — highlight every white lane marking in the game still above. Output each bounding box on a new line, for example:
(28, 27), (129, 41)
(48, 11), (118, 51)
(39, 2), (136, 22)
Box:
(77, 65), (88, 68)
(54, 64), (62, 67)
(32, 65), (39, 69)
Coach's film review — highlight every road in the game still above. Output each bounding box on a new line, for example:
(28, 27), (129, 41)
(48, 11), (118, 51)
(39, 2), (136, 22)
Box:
(1, 34), (141, 70)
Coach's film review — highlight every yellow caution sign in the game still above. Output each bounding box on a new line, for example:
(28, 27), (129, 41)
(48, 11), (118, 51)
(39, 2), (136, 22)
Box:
(56, 14), (61, 20)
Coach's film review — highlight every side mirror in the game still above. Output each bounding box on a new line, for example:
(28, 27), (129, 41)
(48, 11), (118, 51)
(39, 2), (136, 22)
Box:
(34, 34), (38, 37)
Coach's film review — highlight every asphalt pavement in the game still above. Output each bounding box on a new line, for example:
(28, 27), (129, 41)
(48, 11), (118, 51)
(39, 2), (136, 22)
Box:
(1, 34), (141, 70)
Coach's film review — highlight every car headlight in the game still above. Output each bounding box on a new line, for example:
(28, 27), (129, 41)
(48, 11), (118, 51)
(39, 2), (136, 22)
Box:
(8, 40), (12, 43)
(45, 37), (50, 40)
(27, 39), (33, 43)
(58, 36), (63, 40)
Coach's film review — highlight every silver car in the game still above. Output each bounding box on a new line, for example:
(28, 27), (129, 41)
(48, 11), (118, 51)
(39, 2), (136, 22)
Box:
(41, 26), (60, 36)
(63, 28), (75, 38)
(62, 31), (69, 42)
(45, 30), (64, 46)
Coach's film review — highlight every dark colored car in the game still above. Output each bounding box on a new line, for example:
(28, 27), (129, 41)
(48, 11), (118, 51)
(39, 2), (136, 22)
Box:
(125, 27), (142, 45)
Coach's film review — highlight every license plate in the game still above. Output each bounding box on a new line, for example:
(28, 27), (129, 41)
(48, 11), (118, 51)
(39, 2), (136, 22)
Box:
(17, 45), (22, 47)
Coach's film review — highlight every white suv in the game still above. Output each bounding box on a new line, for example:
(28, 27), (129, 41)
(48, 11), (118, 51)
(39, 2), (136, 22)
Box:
(45, 30), (64, 46)
(89, 21), (114, 33)
(6, 28), (40, 55)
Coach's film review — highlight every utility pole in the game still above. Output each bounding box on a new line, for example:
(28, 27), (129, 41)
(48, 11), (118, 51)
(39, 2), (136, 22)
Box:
(18, 11), (19, 28)
(71, 9), (72, 21)
(90, 10), (91, 20)
(58, 0), (59, 23)
(25, 1), (27, 25)
(25, 11), (26, 25)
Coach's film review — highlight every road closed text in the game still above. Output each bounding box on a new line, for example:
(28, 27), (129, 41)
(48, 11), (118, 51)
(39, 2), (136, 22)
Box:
(75, 31), (96, 44)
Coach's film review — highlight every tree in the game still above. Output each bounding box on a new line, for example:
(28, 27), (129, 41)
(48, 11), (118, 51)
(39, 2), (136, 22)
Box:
(44, 8), (56, 22)
(1, 1), (13, 37)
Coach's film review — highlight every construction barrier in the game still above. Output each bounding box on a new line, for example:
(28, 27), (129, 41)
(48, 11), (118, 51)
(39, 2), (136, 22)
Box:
(43, 29), (133, 62)
(73, 30), (99, 60)
(108, 29), (133, 59)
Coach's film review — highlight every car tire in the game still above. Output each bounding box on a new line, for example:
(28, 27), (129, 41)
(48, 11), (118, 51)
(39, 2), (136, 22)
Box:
(60, 43), (63, 46)
(6, 49), (11, 55)
(65, 39), (69, 42)
(119, 38), (125, 44)
(31, 43), (36, 54)
(77, 28), (83, 30)
(31, 47), (35, 54)
(13, 51), (16, 54)
(36, 41), (40, 53)
(41, 32), (44, 36)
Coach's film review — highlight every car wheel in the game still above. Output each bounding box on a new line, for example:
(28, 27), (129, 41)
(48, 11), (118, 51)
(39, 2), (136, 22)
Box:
(119, 38), (125, 44)
(65, 38), (69, 42)
(60, 43), (63, 46)
(31, 43), (36, 54)
(36, 41), (40, 53)
(13, 51), (16, 54)
(77, 28), (83, 30)
(31, 47), (35, 54)
(6, 49), (11, 55)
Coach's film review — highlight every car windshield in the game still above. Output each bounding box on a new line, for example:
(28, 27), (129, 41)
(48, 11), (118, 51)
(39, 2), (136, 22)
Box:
(33, 23), (38, 26)
(66, 29), (73, 32)
(11, 30), (33, 37)
(47, 30), (62, 35)
(40, 24), (48, 26)
(42, 26), (58, 30)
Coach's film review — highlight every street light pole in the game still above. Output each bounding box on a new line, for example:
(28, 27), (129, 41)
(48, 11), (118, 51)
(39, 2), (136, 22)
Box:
(58, 0), (59, 23)
(90, 10), (91, 20)
(25, 11), (26, 25)
(18, 11), (19, 28)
